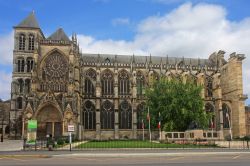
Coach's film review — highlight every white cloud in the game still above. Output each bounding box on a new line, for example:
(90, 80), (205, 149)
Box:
(0, 2), (249, 104)
(0, 32), (14, 65)
(78, 2), (250, 104)
(112, 18), (130, 26)
(0, 71), (11, 101)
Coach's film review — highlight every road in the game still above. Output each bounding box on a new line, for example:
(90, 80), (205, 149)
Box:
(1, 151), (250, 166)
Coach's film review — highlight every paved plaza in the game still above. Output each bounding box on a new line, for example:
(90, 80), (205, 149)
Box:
(0, 140), (23, 151)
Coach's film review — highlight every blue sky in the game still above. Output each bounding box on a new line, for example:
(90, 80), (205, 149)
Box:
(0, 0), (250, 104)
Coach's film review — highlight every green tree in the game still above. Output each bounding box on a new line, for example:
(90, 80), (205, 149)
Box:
(145, 78), (211, 131)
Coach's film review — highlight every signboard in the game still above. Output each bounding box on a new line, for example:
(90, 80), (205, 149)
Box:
(27, 120), (37, 144)
(68, 125), (75, 132)
(28, 120), (37, 132)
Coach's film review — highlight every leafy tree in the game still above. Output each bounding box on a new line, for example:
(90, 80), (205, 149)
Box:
(145, 78), (211, 131)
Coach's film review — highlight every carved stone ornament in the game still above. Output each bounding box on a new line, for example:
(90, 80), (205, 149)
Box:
(44, 52), (68, 79)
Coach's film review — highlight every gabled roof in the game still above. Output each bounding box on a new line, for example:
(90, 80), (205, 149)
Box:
(15, 11), (40, 29)
(47, 28), (70, 41)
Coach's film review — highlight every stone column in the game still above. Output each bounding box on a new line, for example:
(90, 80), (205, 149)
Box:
(96, 99), (101, 140)
(95, 69), (101, 140)
(213, 72), (224, 139)
(132, 100), (137, 139)
(52, 122), (55, 138)
(114, 99), (119, 139)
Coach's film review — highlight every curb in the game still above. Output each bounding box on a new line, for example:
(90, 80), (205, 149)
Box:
(0, 155), (51, 158)
(53, 151), (250, 158)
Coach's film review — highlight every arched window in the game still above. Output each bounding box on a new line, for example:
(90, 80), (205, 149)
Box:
(25, 79), (31, 94)
(19, 34), (25, 50)
(206, 77), (213, 97)
(26, 58), (34, 72)
(18, 79), (24, 93)
(17, 58), (25, 72)
(137, 102), (146, 129)
(136, 70), (145, 96)
(119, 100), (132, 129)
(17, 97), (22, 109)
(205, 103), (215, 129)
(118, 70), (130, 95)
(101, 100), (114, 129)
(83, 100), (96, 130)
(101, 69), (114, 96)
(84, 68), (96, 96)
(222, 104), (231, 129)
(28, 34), (35, 50)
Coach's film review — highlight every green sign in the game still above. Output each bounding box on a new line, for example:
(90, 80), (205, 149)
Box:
(28, 120), (37, 132)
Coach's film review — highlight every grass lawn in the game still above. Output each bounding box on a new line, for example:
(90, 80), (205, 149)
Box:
(76, 140), (217, 149)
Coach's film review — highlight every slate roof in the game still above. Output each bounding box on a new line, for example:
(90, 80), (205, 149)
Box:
(81, 53), (214, 67)
(15, 11), (40, 29)
(47, 28), (70, 41)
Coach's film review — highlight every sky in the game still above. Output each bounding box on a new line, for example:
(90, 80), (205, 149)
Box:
(0, 0), (249, 105)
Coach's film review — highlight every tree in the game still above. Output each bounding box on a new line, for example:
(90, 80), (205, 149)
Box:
(145, 78), (211, 132)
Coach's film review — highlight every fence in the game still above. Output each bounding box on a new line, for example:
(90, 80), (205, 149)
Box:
(22, 138), (250, 151)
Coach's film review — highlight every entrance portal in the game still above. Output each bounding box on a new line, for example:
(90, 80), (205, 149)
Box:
(36, 105), (62, 139)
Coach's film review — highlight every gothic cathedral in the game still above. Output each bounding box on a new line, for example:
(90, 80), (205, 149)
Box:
(10, 12), (247, 140)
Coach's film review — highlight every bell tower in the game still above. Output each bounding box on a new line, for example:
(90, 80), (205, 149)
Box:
(10, 11), (45, 138)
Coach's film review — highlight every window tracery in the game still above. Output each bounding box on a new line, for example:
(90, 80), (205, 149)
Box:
(136, 71), (145, 96)
(118, 70), (130, 95)
(28, 34), (34, 50)
(40, 52), (68, 92)
(84, 68), (96, 96)
(83, 100), (96, 129)
(19, 34), (25, 50)
(119, 100), (132, 129)
(101, 100), (114, 129)
(101, 69), (114, 96)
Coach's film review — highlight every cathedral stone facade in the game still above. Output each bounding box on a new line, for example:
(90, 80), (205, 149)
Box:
(10, 12), (248, 140)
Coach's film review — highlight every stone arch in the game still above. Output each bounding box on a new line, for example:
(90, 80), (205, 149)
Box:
(136, 70), (145, 96)
(222, 103), (231, 129)
(83, 68), (96, 96)
(118, 69), (130, 95)
(101, 69), (114, 96)
(205, 102), (215, 129)
(35, 103), (63, 139)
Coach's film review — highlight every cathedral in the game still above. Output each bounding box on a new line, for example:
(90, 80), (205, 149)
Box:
(10, 12), (247, 140)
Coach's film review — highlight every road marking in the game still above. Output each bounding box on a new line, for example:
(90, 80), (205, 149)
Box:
(168, 156), (184, 160)
(232, 155), (240, 159)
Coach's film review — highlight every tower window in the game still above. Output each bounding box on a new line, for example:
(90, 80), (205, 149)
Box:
(28, 34), (34, 50)
(19, 34), (25, 50)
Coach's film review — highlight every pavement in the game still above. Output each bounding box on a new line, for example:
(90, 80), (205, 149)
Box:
(0, 140), (23, 151)
(1, 150), (250, 166)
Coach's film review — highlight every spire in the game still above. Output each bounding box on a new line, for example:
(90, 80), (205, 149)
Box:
(47, 28), (70, 41)
(15, 11), (40, 29)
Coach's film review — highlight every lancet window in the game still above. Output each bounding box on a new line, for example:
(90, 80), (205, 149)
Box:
(83, 100), (96, 130)
(101, 100), (114, 129)
(119, 100), (132, 129)
(118, 70), (130, 95)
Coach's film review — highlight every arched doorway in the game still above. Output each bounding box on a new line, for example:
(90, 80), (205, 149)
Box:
(36, 105), (63, 139)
